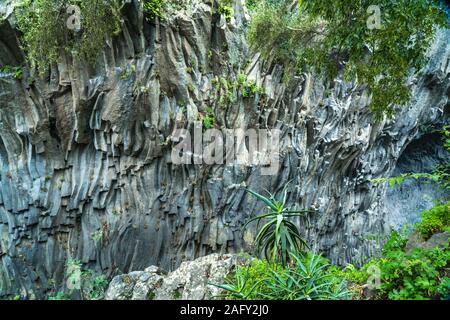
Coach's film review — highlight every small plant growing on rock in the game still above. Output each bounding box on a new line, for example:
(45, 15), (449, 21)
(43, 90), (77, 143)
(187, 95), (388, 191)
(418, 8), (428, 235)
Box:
(218, 0), (234, 22)
(143, 0), (167, 21)
(201, 107), (216, 129)
(0, 65), (23, 80)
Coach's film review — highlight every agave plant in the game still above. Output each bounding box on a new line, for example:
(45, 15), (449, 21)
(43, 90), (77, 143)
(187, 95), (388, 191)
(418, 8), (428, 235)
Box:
(244, 186), (311, 265)
(214, 253), (351, 300)
(262, 252), (351, 300)
(209, 266), (263, 300)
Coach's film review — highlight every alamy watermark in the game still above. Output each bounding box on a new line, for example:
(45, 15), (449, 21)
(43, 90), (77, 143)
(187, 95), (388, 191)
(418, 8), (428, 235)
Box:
(367, 5), (382, 30)
(66, 5), (81, 31)
(171, 122), (281, 176)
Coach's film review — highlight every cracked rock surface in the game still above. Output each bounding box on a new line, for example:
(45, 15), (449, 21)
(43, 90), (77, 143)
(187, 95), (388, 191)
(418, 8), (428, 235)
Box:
(0, 0), (449, 298)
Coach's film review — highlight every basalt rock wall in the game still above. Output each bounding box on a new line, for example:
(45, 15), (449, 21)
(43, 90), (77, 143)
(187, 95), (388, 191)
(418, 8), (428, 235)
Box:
(0, 0), (448, 298)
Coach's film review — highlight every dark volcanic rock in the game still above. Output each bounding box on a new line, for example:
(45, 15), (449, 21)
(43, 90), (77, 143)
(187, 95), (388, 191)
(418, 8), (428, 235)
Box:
(0, 0), (449, 298)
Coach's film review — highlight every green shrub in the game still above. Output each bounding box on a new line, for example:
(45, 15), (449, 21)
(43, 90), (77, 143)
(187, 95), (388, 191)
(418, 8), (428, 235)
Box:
(212, 259), (281, 299)
(79, 269), (108, 300)
(244, 186), (310, 265)
(246, 0), (262, 11)
(415, 202), (450, 239)
(351, 231), (450, 300)
(377, 247), (449, 300)
(63, 259), (109, 300)
(215, 253), (350, 300)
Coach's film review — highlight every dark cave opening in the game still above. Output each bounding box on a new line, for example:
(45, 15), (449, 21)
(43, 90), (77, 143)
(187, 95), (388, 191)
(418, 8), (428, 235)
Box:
(384, 128), (450, 229)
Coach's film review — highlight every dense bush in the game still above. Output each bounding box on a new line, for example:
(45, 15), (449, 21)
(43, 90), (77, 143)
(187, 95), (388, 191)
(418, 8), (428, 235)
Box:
(374, 231), (449, 300)
(215, 253), (350, 300)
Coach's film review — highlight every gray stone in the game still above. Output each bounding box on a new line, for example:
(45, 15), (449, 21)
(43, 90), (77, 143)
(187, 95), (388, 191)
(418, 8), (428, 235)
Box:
(405, 231), (450, 253)
(424, 232), (450, 249)
(105, 254), (243, 300)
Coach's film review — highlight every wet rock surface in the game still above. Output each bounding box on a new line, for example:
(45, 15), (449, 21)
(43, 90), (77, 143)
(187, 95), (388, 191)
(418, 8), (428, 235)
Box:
(0, 0), (449, 298)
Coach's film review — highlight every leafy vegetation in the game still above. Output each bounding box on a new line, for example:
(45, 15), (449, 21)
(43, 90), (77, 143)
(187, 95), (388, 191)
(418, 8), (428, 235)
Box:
(143, 0), (167, 21)
(236, 73), (262, 98)
(15, 0), (122, 75)
(47, 291), (69, 300)
(354, 230), (449, 300)
(362, 125), (450, 300)
(247, 0), (447, 119)
(218, 0), (234, 22)
(215, 253), (350, 300)
(48, 259), (108, 300)
(315, 227), (450, 300)
(218, 180), (449, 300)
(415, 201), (450, 239)
(201, 107), (216, 129)
(244, 187), (310, 266)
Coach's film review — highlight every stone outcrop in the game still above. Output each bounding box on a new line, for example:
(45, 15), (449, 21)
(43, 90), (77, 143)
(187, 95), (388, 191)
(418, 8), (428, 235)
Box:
(405, 231), (450, 254)
(0, 0), (449, 299)
(105, 253), (244, 300)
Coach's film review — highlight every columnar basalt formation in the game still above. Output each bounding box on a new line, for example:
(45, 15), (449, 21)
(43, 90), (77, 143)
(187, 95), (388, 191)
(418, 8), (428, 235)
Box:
(0, 0), (448, 298)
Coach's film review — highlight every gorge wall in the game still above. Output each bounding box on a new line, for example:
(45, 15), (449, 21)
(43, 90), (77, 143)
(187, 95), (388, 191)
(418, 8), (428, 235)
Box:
(0, 0), (449, 298)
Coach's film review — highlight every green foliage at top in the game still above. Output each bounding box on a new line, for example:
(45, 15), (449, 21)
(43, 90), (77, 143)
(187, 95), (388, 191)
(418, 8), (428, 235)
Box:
(143, 0), (167, 21)
(244, 187), (310, 266)
(415, 201), (450, 239)
(247, 0), (448, 119)
(214, 252), (350, 300)
(48, 259), (108, 300)
(15, 0), (122, 75)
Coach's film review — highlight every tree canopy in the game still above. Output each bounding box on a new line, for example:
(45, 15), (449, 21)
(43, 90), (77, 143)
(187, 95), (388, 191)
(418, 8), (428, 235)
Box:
(247, 0), (448, 119)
